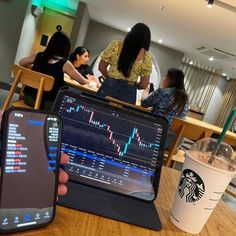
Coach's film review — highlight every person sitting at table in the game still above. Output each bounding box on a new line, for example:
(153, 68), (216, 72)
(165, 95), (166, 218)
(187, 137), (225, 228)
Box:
(19, 31), (98, 110)
(69, 46), (94, 78)
(97, 22), (152, 105)
(141, 68), (189, 126)
(141, 68), (189, 149)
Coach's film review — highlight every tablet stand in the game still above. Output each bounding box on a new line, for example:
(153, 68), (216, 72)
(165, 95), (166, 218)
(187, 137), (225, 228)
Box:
(58, 181), (162, 231)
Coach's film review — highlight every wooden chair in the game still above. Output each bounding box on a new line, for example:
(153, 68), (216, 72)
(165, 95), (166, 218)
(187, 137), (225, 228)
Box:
(105, 96), (151, 113)
(223, 143), (236, 199)
(2, 64), (54, 112)
(164, 117), (214, 167)
(225, 181), (236, 198)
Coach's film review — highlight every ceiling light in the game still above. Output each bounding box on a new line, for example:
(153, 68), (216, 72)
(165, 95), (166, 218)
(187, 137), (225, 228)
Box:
(158, 39), (163, 44)
(207, 0), (214, 8)
(222, 73), (227, 76)
(189, 60), (194, 65)
(127, 27), (131, 32)
(209, 56), (214, 61)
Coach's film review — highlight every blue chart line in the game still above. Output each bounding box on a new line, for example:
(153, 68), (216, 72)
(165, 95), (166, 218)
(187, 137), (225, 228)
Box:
(64, 104), (159, 157)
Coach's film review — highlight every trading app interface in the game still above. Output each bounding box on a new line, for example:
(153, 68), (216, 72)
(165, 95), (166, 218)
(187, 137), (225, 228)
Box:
(0, 111), (60, 231)
(57, 94), (165, 201)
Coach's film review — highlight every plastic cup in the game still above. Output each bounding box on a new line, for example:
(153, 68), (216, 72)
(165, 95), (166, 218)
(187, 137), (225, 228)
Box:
(170, 138), (236, 234)
(88, 81), (97, 89)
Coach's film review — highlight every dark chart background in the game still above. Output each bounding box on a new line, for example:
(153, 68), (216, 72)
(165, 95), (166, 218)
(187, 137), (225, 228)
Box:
(58, 95), (165, 200)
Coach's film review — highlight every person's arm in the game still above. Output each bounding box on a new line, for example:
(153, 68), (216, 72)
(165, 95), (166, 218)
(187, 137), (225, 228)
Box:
(141, 91), (156, 108)
(98, 40), (117, 77)
(137, 76), (150, 89)
(141, 88), (161, 108)
(138, 51), (152, 89)
(179, 103), (190, 120)
(63, 61), (89, 85)
(98, 59), (109, 77)
(19, 54), (37, 68)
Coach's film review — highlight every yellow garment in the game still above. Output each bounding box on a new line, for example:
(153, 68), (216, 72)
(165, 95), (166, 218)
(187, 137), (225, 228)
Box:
(101, 40), (152, 82)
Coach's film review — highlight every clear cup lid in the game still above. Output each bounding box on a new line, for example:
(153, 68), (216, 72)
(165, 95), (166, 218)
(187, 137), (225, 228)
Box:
(188, 138), (236, 172)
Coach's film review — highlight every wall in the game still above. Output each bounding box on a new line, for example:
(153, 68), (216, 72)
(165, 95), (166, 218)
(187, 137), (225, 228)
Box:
(70, 1), (90, 50)
(31, 7), (74, 54)
(84, 20), (125, 64)
(0, 0), (29, 84)
(204, 78), (229, 124)
(84, 20), (184, 77)
(14, 0), (39, 65)
(149, 43), (184, 77)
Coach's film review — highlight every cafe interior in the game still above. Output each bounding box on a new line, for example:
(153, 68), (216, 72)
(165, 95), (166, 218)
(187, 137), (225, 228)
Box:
(0, 0), (236, 235)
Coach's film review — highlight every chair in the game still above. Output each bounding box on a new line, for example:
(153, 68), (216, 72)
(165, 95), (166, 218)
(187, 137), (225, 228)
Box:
(164, 117), (214, 168)
(225, 181), (236, 198)
(2, 64), (54, 112)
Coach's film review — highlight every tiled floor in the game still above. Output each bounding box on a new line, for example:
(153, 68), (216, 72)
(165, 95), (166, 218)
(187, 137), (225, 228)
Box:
(0, 88), (235, 214)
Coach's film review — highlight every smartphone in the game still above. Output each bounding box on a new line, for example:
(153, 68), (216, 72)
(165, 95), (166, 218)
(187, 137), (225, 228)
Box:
(0, 108), (62, 233)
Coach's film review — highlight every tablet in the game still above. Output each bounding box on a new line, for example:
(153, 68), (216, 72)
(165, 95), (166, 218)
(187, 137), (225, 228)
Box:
(53, 88), (168, 202)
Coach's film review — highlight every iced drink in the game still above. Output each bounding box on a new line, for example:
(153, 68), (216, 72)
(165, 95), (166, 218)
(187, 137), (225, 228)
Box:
(88, 81), (97, 89)
(170, 138), (236, 234)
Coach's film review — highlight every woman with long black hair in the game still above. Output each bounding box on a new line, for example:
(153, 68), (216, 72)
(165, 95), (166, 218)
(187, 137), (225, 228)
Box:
(97, 22), (152, 104)
(142, 68), (189, 126)
(142, 68), (189, 149)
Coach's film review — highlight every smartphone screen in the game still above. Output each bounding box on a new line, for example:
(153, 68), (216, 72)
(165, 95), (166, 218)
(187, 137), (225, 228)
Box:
(0, 109), (61, 232)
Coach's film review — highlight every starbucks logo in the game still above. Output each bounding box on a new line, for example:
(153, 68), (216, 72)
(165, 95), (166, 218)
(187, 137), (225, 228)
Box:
(178, 169), (205, 203)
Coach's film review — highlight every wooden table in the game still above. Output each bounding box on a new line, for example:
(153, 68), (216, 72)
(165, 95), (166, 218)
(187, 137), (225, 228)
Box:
(64, 76), (98, 94)
(11, 167), (236, 236)
(186, 117), (236, 146)
(105, 96), (151, 113)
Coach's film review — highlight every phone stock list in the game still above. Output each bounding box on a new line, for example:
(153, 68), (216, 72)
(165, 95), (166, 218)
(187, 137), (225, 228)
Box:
(47, 118), (60, 172)
(0, 117), (59, 230)
(5, 123), (27, 174)
(5, 121), (59, 174)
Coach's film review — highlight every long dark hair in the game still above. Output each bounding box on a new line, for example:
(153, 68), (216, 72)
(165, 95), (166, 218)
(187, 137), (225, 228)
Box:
(69, 46), (90, 63)
(167, 68), (188, 113)
(42, 31), (71, 62)
(118, 22), (151, 77)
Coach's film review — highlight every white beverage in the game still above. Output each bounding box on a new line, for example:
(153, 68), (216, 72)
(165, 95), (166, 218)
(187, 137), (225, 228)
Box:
(88, 81), (97, 89)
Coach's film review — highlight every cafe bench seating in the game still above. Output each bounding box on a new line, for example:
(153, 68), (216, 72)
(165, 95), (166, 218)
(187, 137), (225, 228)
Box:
(1, 64), (54, 112)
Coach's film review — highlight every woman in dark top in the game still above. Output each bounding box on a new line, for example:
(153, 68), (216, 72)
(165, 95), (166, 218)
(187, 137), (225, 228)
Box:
(19, 31), (98, 110)
(69, 47), (94, 78)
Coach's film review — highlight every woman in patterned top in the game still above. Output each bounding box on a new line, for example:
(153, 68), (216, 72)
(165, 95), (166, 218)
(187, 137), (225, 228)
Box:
(97, 22), (152, 104)
(141, 68), (189, 126)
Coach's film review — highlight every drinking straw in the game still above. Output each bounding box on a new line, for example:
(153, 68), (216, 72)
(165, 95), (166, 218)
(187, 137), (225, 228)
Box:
(208, 108), (236, 164)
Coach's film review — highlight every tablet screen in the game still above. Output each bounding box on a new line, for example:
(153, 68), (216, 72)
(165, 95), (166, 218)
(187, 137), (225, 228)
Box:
(53, 90), (167, 201)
